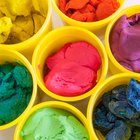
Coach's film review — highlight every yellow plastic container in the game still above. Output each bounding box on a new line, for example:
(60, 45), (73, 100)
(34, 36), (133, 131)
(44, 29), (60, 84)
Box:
(32, 26), (108, 102)
(0, 0), (52, 61)
(52, 0), (125, 31)
(14, 101), (92, 140)
(87, 73), (140, 140)
(0, 48), (37, 130)
(105, 5), (140, 75)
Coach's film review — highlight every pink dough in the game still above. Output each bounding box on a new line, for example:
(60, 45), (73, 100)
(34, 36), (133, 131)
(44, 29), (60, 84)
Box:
(47, 41), (101, 71)
(45, 41), (101, 97)
(45, 60), (97, 96)
(47, 44), (68, 70)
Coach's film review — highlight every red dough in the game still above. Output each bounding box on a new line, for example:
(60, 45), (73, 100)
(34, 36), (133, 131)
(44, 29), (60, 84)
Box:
(45, 60), (97, 96)
(96, 0), (120, 20)
(45, 41), (101, 97)
(59, 0), (120, 22)
(79, 4), (95, 13)
(71, 11), (96, 22)
(59, 0), (67, 14)
(90, 0), (100, 6)
(65, 0), (89, 11)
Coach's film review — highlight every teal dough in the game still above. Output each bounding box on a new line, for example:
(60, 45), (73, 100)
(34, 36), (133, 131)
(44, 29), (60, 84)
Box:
(0, 63), (33, 125)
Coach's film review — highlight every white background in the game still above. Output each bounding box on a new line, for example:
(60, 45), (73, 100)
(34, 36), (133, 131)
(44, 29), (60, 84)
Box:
(0, 0), (140, 139)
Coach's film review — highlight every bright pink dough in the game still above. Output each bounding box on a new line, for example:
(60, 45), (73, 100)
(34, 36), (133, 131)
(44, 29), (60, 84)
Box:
(46, 44), (69, 70)
(46, 41), (101, 71)
(65, 41), (101, 71)
(45, 60), (97, 96)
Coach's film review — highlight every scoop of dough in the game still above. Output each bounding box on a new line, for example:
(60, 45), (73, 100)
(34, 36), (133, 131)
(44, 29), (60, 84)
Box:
(8, 16), (34, 42)
(32, 0), (48, 16)
(32, 13), (45, 33)
(0, 17), (12, 43)
(0, 11), (4, 18)
(0, 1), (16, 21)
(45, 59), (97, 96)
(5, 0), (32, 17)
(47, 41), (101, 71)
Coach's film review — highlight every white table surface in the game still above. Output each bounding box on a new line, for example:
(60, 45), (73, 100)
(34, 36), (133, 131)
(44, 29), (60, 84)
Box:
(0, 0), (140, 139)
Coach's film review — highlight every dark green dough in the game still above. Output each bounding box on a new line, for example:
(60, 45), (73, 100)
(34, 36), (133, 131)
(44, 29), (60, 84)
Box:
(0, 63), (32, 125)
(13, 65), (32, 88)
(130, 127), (140, 140)
(0, 63), (14, 74)
(0, 72), (16, 101)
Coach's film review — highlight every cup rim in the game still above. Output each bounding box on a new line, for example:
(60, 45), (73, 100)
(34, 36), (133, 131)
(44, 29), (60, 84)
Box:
(32, 26), (108, 102)
(105, 5), (140, 75)
(87, 73), (140, 139)
(14, 101), (91, 140)
(52, 0), (125, 29)
(0, 0), (52, 51)
(0, 48), (37, 130)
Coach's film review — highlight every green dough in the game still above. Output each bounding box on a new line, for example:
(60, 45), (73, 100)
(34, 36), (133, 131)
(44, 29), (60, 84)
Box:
(131, 128), (140, 140)
(0, 63), (33, 125)
(134, 130), (140, 140)
(21, 108), (89, 140)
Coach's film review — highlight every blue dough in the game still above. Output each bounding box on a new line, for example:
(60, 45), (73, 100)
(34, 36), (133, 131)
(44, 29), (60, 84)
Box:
(106, 120), (131, 140)
(111, 85), (127, 101)
(127, 78), (140, 112)
(109, 101), (139, 120)
(102, 85), (127, 109)
(93, 79), (140, 140)
(94, 104), (117, 132)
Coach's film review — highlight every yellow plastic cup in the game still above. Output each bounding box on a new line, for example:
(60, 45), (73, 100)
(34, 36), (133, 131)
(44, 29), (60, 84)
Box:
(14, 101), (92, 140)
(32, 26), (108, 102)
(0, 48), (37, 130)
(0, 0), (52, 61)
(52, 0), (125, 31)
(105, 5), (140, 75)
(87, 73), (140, 140)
